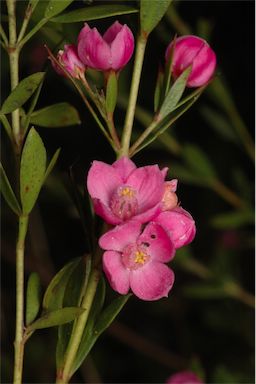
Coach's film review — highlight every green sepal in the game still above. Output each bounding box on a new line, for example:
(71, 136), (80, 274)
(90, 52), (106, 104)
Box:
(106, 72), (118, 115)
(20, 127), (47, 214)
(51, 4), (138, 23)
(0, 163), (22, 215)
(26, 307), (84, 331)
(30, 103), (81, 128)
(26, 272), (41, 325)
(0, 73), (45, 114)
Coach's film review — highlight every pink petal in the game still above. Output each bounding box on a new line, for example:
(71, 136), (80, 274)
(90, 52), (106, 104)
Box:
(130, 262), (175, 301)
(87, 160), (122, 205)
(103, 251), (130, 295)
(134, 203), (161, 224)
(99, 221), (141, 251)
(155, 207), (196, 248)
(103, 21), (123, 44)
(78, 28), (111, 70)
(187, 44), (216, 87)
(112, 156), (137, 182)
(109, 24), (134, 70)
(127, 165), (165, 211)
(166, 371), (203, 384)
(93, 198), (122, 225)
(139, 222), (175, 262)
(77, 23), (91, 43)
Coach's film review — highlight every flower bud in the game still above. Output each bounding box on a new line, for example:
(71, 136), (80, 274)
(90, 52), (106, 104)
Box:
(165, 35), (216, 87)
(51, 44), (85, 79)
(77, 21), (134, 71)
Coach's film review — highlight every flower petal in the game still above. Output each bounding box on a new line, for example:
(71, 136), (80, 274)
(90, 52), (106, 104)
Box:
(87, 160), (122, 205)
(155, 207), (196, 248)
(93, 198), (122, 225)
(127, 165), (165, 211)
(78, 28), (111, 70)
(139, 222), (175, 262)
(130, 262), (175, 301)
(99, 221), (141, 251)
(112, 156), (137, 182)
(103, 251), (130, 295)
(103, 21), (123, 44)
(109, 24), (134, 70)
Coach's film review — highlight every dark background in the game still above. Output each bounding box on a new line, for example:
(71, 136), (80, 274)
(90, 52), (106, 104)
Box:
(1, 1), (254, 383)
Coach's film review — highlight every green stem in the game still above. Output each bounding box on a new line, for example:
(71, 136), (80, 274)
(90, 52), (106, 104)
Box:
(211, 179), (246, 209)
(0, 23), (8, 45)
(56, 266), (101, 384)
(7, 0), (20, 150)
(13, 215), (29, 384)
(17, 1), (35, 44)
(19, 17), (48, 48)
(120, 33), (148, 157)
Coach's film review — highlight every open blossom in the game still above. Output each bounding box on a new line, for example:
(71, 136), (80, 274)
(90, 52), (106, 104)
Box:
(165, 35), (216, 87)
(166, 371), (203, 384)
(51, 44), (85, 79)
(99, 221), (175, 300)
(77, 21), (134, 71)
(87, 157), (167, 225)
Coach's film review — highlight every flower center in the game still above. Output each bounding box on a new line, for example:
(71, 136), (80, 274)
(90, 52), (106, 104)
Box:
(110, 185), (138, 220)
(121, 244), (150, 270)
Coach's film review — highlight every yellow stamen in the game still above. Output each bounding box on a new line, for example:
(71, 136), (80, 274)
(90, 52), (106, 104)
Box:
(134, 250), (147, 264)
(120, 187), (134, 198)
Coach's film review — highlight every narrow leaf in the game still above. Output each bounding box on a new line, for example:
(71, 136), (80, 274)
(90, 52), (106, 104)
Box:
(51, 4), (138, 23)
(158, 66), (191, 120)
(1, 73), (45, 114)
(70, 292), (130, 375)
(26, 272), (41, 325)
(183, 144), (217, 180)
(27, 307), (84, 331)
(0, 163), (22, 215)
(154, 67), (164, 112)
(44, 148), (61, 182)
(140, 0), (172, 35)
(20, 127), (46, 214)
(0, 114), (13, 143)
(43, 258), (81, 311)
(210, 210), (254, 229)
(106, 72), (118, 115)
(30, 103), (81, 127)
(44, 0), (74, 19)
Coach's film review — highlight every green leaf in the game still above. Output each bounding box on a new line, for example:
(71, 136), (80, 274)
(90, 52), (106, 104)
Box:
(20, 127), (47, 214)
(43, 257), (81, 311)
(167, 163), (205, 186)
(183, 283), (228, 299)
(0, 163), (22, 215)
(1, 73), (45, 114)
(210, 210), (254, 229)
(30, 103), (81, 127)
(26, 272), (41, 325)
(56, 257), (89, 368)
(27, 307), (84, 331)
(70, 293), (130, 376)
(106, 72), (118, 115)
(43, 148), (61, 182)
(52, 4), (138, 23)
(183, 144), (217, 181)
(154, 68), (164, 112)
(44, 0), (74, 19)
(140, 0), (172, 35)
(158, 66), (191, 120)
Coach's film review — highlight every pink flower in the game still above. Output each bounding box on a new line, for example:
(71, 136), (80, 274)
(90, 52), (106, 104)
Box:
(51, 44), (85, 79)
(165, 35), (216, 87)
(99, 220), (175, 300)
(77, 21), (134, 71)
(155, 206), (196, 249)
(166, 371), (203, 384)
(87, 157), (167, 225)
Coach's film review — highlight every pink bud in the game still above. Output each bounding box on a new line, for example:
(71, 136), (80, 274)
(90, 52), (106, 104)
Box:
(77, 21), (134, 71)
(51, 44), (85, 79)
(166, 371), (203, 384)
(165, 35), (216, 87)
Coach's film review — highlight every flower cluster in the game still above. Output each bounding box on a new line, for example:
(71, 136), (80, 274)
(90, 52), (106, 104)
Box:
(51, 21), (134, 76)
(87, 157), (196, 301)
